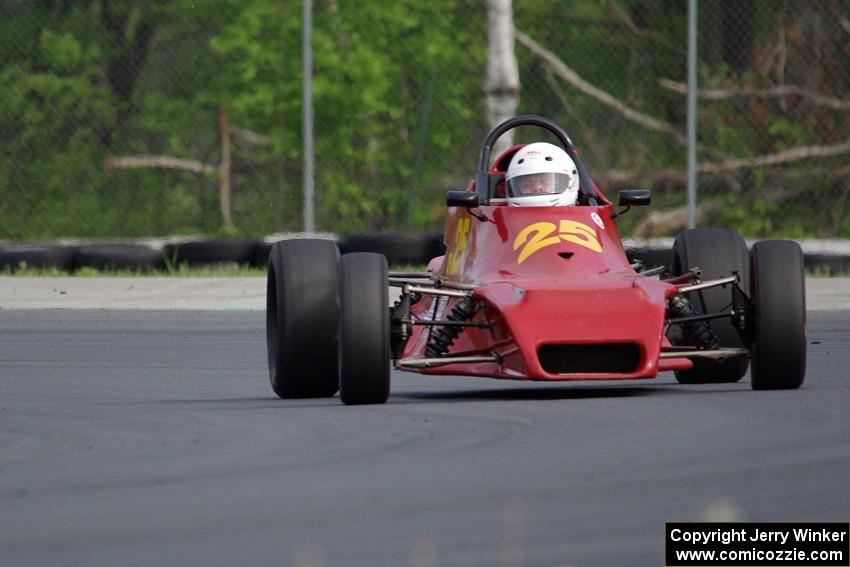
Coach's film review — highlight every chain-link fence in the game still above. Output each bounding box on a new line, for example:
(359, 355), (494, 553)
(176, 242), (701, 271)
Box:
(1, 0), (848, 240)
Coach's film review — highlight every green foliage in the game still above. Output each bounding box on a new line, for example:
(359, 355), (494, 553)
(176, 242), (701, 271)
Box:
(0, 0), (847, 239)
(200, 0), (490, 233)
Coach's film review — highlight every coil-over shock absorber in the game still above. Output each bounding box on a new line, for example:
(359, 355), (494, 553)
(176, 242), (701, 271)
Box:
(425, 297), (481, 357)
(667, 294), (720, 349)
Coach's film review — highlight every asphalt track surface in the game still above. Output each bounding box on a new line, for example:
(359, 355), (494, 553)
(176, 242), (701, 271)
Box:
(1, 309), (849, 567)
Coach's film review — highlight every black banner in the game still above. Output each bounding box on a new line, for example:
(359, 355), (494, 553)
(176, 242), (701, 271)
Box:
(665, 523), (849, 566)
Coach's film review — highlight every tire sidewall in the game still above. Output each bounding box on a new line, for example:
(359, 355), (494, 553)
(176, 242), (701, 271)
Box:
(338, 253), (390, 405)
(266, 239), (340, 398)
(750, 240), (807, 390)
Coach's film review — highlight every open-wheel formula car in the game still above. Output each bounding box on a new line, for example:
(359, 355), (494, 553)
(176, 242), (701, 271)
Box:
(266, 115), (807, 405)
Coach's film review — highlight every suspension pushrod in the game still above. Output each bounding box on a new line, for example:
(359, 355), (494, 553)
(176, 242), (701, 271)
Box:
(640, 265), (667, 277)
(387, 280), (477, 293)
(659, 348), (748, 360)
(662, 268), (703, 285)
(403, 285), (470, 298)
(388, 271), (431, 278)
(389, 278), (428, 288)
(403, 318), (491, 328)
(395, 354), (500, 369)
(667, 310), (734, 326)
(677, 274), (738, 293)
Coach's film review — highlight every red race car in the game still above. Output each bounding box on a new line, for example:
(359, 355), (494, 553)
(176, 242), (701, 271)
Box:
(266, 115), (806, 405)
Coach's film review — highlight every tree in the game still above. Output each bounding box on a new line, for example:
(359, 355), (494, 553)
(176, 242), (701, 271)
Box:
(485, 0), (520, 156)
(209, 0), (487, 232)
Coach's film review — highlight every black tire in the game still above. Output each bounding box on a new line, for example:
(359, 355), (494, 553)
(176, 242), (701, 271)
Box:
(339, 231), (440, 265)
(0, 244), (76, 272)
(266, 239), (339, 398)
(252, 241), (273, 268)
(670, 227), (750, 384)
(165, 238), (259, 267)
(750, 240), (806, 390)
(74, 244), (165, 272)
(338, 253), (390, 405)
(626, 247), (673, 271)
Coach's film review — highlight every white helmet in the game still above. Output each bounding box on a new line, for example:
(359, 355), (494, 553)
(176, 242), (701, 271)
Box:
(505, 142), (579, 207)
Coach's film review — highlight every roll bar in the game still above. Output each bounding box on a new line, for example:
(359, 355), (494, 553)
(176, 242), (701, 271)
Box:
(475, 115), (598, 206)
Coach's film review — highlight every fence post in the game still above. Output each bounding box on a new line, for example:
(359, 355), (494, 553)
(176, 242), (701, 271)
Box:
(302, 0), (315, 233)
(686, 0), (698, 229)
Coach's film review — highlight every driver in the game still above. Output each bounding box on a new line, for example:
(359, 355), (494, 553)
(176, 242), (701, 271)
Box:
(505, 142), (580, 207)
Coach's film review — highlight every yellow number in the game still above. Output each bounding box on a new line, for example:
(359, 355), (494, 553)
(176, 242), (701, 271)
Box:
(513, 219), (603, 263)
(559, 220), (602, 253)
(445, 217), (471, 275)
(513, 222), (559, 264)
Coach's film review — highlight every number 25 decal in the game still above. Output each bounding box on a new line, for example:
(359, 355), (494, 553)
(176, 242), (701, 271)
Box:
(444, 217), (471, 275)
(513, 220), (602, 264)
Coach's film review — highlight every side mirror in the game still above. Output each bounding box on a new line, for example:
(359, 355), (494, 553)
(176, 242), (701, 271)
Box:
(617, 188), (651, 207)
(446, 190), (480, 208)
(612, 188), (651, 220)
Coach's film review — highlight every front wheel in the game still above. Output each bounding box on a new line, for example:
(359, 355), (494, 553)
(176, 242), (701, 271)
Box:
(338, 253), (390, 405)
(750, 240), (807, 390)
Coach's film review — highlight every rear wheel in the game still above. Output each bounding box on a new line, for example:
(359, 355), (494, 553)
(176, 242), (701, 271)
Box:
(750, 240), (806, 390)
(670, 228), (750, 384)
(266, 239), (339, 398)
(339, 253), (390, 405)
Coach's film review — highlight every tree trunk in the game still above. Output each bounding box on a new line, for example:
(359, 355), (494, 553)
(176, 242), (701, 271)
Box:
(485, 0), (520, 159)
(723, 2), (754, 74)
(219, 104), (235, 232)
(701, 0), (723, 69)
(99, 1), (158, 147)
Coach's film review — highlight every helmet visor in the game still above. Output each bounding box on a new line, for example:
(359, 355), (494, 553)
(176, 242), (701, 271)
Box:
(507, 172), (573, 197)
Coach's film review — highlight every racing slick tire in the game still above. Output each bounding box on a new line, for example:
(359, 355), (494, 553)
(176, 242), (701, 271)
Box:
(670, 228), (750, 384)
(749, 240), (806, 390)
(338, 253), (390, 405)
(266, 239), (340, 398)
